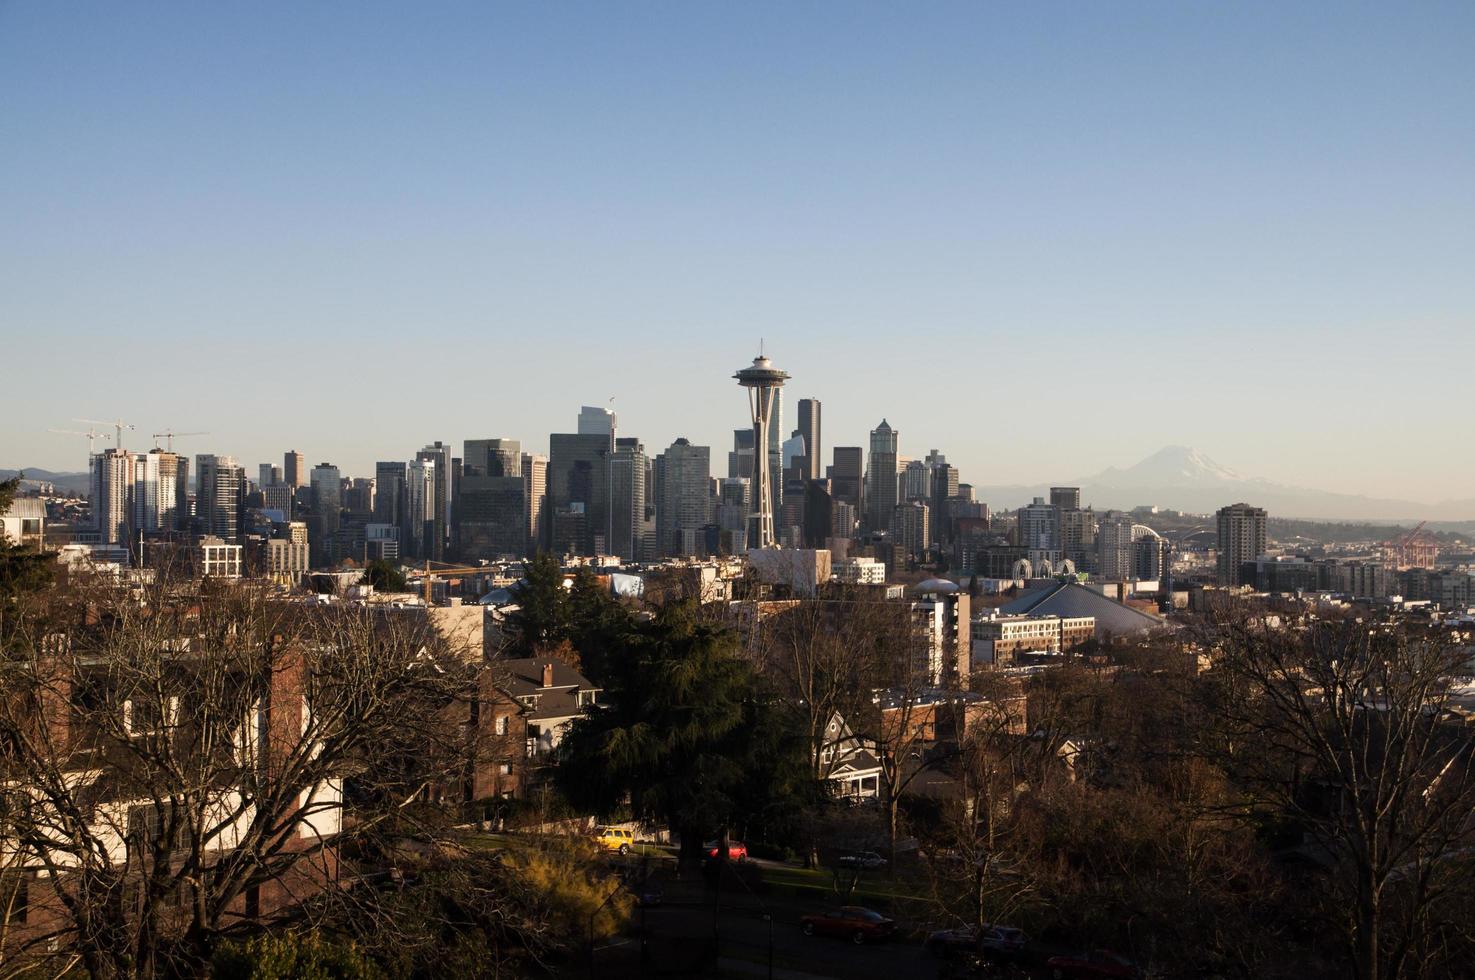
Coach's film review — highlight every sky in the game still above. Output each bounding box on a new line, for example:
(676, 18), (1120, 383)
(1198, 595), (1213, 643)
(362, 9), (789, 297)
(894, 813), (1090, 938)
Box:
(1, 2), (1472, 502)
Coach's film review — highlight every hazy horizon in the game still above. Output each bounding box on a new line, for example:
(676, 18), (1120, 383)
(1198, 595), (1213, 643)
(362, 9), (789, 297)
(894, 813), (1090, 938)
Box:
(3, 3), (1472, 499)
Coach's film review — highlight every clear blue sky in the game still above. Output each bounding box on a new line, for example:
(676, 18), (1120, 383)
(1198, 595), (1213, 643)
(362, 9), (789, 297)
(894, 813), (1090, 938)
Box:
(2, 2), (1471, 501)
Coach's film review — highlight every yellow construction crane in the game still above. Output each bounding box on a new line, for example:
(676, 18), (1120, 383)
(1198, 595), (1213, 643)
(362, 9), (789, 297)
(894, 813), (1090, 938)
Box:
(151, 430), (209, 452)
(416, 561), (492, 605)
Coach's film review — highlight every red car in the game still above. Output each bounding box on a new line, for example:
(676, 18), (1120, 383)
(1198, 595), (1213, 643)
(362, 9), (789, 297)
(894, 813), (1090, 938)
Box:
(800, 906), (895, 945)
(1046, 949), (1141, 979)
(704, 840), (748, 862)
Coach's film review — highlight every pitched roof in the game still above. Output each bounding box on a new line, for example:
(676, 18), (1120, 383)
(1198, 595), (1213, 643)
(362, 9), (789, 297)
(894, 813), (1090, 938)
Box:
(999, 582), (1164, 636)
(493, 657), (598, 722)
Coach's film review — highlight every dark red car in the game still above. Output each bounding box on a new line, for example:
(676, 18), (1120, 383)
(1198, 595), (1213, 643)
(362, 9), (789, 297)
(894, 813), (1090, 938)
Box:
(704, 840), (748, 862)
(1046, 949), (1141, 979)
(800, 906), (895, 945)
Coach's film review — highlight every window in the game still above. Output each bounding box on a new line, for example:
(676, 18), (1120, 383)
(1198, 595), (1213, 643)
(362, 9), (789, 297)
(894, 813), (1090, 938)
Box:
(499, 763), (511, 776)
(495, 715), (509, 736)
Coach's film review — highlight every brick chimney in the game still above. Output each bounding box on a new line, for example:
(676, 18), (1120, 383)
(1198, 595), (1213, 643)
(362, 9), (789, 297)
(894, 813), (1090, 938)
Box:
(541, 662), (554, 688)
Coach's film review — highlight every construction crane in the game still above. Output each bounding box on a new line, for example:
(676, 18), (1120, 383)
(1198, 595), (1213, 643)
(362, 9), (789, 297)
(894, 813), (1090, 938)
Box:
(48, 427), (111, 455)
(74, 417), (136, 451)
(415, 560), (494, 605)
(1382, 520), (1439, 570)
(151, 430), (209, 452)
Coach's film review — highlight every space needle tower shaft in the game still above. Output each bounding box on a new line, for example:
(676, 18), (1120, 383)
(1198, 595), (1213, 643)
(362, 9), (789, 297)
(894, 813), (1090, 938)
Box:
(733, 353), (790, 549)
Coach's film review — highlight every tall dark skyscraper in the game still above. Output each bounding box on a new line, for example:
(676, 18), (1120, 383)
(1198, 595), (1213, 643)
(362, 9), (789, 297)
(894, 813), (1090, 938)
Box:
(830, 446), (863, 521)
(797, 398), (821, 481)
(865, 420), (898, 536)
(549, 429), (613, 556)
(458, 438), (525, 560)
(374, 461), (407, 528)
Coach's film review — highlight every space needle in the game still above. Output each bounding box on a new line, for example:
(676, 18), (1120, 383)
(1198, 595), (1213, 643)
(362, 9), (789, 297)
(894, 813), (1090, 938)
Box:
(734, 351), (790, 549)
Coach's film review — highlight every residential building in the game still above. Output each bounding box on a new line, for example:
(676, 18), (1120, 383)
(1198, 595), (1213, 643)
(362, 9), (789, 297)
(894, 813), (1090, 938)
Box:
(656, 438), (710, 557)
(1216, 503), (1268, 586)
(493, 659), (601, 760)
(196, 454), (245, 545)
(971, 612), (1096, 666)
(892, 500), (930, 560)
(1017, 497), (1056, 551)
(1096, 511), (1136, 580)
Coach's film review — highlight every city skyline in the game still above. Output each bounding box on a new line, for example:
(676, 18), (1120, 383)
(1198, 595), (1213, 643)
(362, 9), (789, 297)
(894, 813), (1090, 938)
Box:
(4, 3), (1474, 500)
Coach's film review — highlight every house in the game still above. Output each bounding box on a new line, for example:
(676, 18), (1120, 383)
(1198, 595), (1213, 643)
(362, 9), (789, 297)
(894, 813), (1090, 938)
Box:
(818, 712), (883, 800)
(493, 658), (601, 759)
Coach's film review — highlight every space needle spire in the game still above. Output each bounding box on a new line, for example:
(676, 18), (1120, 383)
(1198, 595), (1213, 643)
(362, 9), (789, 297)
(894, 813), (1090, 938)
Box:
(734, 352), (790, 549)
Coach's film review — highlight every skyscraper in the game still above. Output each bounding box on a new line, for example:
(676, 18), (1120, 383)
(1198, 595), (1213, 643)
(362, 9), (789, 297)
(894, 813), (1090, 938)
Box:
(309, 463), (342, 566)
(577, 405), (616, 438)
(374, 461), (407, 529)
(549, 427), (613, 556)
(91, 448), (134, 546)
(927, 451), (959, 547)
(865, 421), (898, 536)
(608, 437), (655, 562)
(797, 398), (821, 481)
(1216, 503), (1268, 586)
(196, 455), (245, 544)
(149, 448), (189, 532)
(1049, 487), (1081, 511)
(522, 453), (548, 556)
(405, 458), (437, 559)
(656, 438), (711, 557)
(283, 451), (305, 489)
(1017, 497), (1057, 551)
(734, 354), (789, 549)
(459, 438), (525, 560)
(1096, 511), (1136, 580)
(416, 441), (453, 562)
(830, 446), (863, 520)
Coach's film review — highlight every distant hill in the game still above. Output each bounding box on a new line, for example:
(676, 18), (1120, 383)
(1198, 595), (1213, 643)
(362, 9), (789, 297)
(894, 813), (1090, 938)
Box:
(972, 446), (1475, 522)
(0, 469), (92, 495)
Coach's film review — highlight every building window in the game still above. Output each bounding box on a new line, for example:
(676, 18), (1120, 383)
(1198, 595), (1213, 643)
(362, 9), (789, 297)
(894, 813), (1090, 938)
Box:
(499, 763), (512, 776)
(495, 715), (509, 736)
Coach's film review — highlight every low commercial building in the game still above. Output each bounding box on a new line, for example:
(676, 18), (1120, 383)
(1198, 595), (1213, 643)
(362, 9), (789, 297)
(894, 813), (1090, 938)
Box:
(832, 556), (886, 584)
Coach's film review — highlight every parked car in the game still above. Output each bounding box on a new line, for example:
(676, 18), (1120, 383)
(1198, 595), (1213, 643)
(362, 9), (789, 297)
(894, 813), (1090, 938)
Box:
(704, 840), (748, 862)
(926, 924), (1028, 959)
(800, 906), (896, 945)
(1046, 949), (1141, 979)
(837, 850), (887, 870)
(594, 826), (636, 855)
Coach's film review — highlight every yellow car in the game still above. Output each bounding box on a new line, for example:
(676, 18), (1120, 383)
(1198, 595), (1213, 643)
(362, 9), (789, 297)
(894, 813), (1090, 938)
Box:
(594, 826), (635, 855)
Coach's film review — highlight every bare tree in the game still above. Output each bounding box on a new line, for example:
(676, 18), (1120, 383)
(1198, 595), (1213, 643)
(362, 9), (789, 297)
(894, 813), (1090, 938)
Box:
(0, 576), (484, 979)
(1202, 613), (1475, 980)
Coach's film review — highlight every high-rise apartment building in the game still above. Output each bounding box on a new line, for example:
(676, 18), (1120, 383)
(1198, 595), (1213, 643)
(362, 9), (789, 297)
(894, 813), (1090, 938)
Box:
(656, 438), (710, 557)
(1049, 487), (1081, 511)
(1017, 497), (1057, 551)
(1216, 503), (1268, 586)
(796, 398), (821, 481)
(196, 455), (245, 544)
(902, 459), (930, 502)
(283, 451), (305, 489)
(148, 449), (189, 532)
(1096, 511), (1136, 580)
(91, 449), (135, 546)
(865, 421), (898, 535)
(892, 500), (930, 560)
